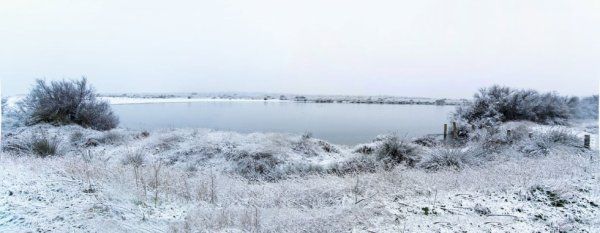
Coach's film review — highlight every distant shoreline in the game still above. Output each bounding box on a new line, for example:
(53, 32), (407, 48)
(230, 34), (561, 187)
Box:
(4, 93), (469, 107)
(99, 93), (469, 106)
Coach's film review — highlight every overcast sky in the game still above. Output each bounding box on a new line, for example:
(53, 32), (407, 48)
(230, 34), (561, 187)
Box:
(1, 0), (598, 98)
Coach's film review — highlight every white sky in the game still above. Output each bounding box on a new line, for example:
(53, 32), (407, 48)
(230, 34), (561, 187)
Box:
(1, 0), (598, 98)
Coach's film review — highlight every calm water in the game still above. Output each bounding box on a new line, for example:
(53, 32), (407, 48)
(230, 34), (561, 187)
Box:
(112, 102), (455, 145)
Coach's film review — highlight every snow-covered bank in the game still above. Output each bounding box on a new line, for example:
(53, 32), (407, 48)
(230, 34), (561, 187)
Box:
(98, 93), (467, 106)
(1, 120), (598, 232)
(101, 97), (290, 105)
(4, 93), (464, 107)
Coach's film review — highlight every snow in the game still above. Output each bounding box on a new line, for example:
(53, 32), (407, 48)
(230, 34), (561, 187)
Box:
(101, 97), (290, 105)
(0, 120), (598, 232)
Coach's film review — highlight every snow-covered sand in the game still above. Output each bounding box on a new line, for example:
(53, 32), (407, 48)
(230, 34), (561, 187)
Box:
(1, 120), (598, 232)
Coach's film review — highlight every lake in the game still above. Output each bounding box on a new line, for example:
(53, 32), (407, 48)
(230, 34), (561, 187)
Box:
(112, 101), (455, 145)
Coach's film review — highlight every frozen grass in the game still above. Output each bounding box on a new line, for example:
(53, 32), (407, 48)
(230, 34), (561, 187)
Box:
(0, 121), (598, 232)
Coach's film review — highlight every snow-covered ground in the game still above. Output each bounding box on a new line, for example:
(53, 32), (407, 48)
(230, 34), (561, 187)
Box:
(1, 119), (598, 232)
(101, 97), (289, 105)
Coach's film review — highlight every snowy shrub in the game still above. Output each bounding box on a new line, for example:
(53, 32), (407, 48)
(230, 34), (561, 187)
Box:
(318, 140), (338, 153)
(517, 129), (579, 156)
(506, 125), (530, 142)
(455, 85), (572, 125)
(412, 135), (439, 147)
(518, 139), (551, 156)
(1, 100), (27, 130)
(579, 95), (598, 119)
(419, 147), (483, 171)
(377, 136), (419, 167)
(293, 132), (318, 156)
(329, 155), (381, 174)
(152, 134), (183, 152)
(30, 136), (60, 157)
(20, 78), (119, 130)
(1, 97), (6, 114)
(97, 131), (126, 144)
(567, 95), (599, 119)
(2, 131), (61, 157)
(541, 129), (579, 146)
(232, 151), (283, 181)
(122, 150), (146, 167)
(69, 130), (85, 144)
(470, 126), (513, 152)
(354, 145), (374, 154)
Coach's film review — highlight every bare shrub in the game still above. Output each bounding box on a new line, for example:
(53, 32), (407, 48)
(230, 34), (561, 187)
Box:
(20, 78), (119, 130)
(377, 136), (419, 167)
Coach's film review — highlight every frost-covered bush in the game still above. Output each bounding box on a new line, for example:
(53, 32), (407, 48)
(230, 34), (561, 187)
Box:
(69, 130), (85, 144)
(516, 128), (579, 156)
(455, 85), (572, 125)
(231, 151), (283, 181)
(377, 136), (419, 167)
(412, 135), (439, 147)
(29, 135), (60, 157)
(1, 97), (6, 114)
(506, 125), (530, 142)
(418, 147), (483, 171)
(328, 155), (381, 174)
(2, 98), (27, 130)
(569, 95), (599, 119)
(122, 150), (146, 167)
(354, 145), (374, 154)
(540, 129), (580, 146)
(20, 78), (119, 130)
(2, 131), (61, 157)
(97, 131), (126, 144)
(293, 132), (318, 156)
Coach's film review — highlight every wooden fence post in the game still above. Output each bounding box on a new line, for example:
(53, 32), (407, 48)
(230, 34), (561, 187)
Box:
(584, 135), (590, 149)
(443, 124), (448, 140)
(452, 122), (458, 139)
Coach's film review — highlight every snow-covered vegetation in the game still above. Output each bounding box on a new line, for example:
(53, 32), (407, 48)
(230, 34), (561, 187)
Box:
(454, 85), (598, 126)
(17, 78), (119, 131)
(1, 119), (598, 232)
(1, 82), (598, 232)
